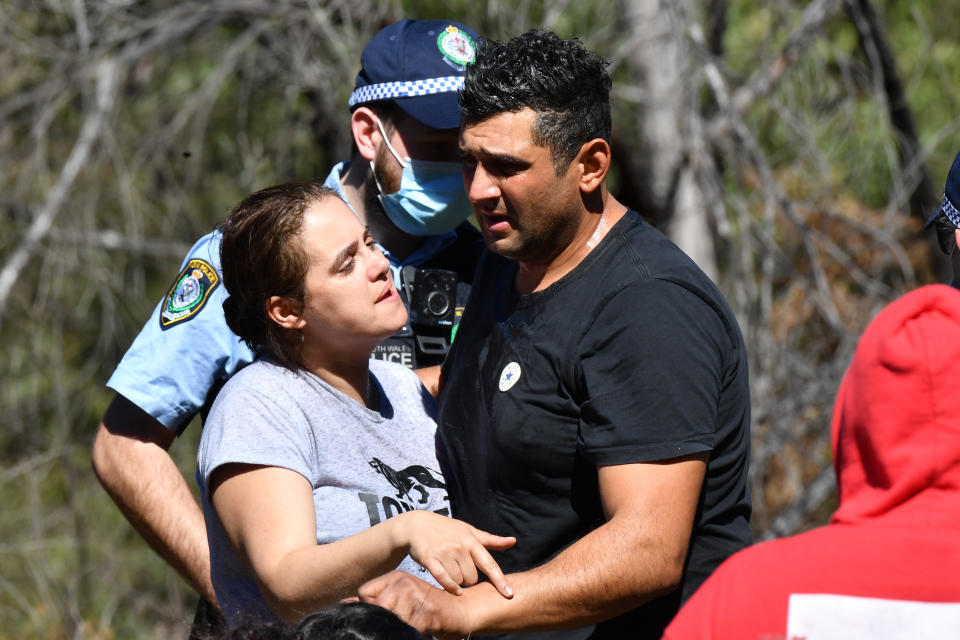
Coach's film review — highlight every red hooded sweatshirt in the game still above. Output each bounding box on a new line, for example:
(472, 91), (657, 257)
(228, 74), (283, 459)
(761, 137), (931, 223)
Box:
(663, 284), (960, 640)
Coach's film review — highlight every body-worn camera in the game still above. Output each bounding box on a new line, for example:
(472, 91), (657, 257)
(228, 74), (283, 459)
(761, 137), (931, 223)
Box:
(401, 266), (457, 329)
(371, 267), (459, 368)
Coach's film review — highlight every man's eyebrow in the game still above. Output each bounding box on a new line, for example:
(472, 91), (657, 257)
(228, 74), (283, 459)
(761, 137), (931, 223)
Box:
(491, 153), (529, 166)
(330, 239), (359, 272)
(459, 147), (528, 167)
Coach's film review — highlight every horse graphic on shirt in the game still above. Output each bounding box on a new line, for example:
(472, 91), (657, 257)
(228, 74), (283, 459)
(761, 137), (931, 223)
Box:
(369, 458), (445, 505)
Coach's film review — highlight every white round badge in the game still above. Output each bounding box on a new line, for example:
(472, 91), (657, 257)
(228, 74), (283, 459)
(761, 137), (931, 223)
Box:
(498, 362), (522, 392)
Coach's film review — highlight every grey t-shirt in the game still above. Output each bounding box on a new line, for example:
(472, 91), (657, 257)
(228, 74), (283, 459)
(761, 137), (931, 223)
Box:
(197, 357), (449, 625)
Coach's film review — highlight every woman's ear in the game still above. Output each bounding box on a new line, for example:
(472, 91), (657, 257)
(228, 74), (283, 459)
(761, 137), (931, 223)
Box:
(266, 296), (306, 330)
(576, 138), (611, 195)
(351, 107), (381, 162)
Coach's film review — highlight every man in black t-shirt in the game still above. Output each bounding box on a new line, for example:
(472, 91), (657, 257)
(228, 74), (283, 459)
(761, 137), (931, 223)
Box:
(360, 30), (752, 639)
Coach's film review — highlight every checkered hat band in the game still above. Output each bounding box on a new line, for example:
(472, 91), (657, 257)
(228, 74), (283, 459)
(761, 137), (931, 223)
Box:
(943, 194), (960, 229)
(349, 76), (464, 107)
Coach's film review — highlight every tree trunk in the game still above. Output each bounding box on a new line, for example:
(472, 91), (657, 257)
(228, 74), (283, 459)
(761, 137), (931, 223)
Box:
(621, 0), (719, 281)
(845, 0), (938, 219)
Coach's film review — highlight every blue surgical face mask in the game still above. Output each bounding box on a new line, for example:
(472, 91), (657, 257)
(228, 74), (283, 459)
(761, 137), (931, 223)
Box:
(371, 119), (472, 236)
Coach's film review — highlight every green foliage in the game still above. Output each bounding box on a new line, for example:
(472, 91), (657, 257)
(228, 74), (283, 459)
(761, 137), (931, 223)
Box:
(727, 0), (960, 207)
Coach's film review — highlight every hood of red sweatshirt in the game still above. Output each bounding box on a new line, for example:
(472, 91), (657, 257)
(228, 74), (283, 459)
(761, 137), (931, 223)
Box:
(831, 284), (960, 527)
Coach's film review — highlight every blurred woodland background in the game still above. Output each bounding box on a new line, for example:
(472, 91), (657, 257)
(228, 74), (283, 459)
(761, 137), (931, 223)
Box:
(1, 0), (959, 637)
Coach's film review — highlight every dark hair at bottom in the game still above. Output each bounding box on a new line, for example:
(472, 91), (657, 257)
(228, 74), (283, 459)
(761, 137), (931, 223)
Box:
(196, 602), (425, 640)
(293, 602), (426, 640)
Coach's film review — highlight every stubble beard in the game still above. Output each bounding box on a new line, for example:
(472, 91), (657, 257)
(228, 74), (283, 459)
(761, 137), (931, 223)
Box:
(487, 209), (582, 267)
(373, 143), (402, 194)
(363, 147), (401, 230)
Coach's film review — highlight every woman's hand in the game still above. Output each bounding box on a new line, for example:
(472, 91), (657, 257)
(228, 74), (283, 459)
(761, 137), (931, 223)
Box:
(392, 510), (516, 599)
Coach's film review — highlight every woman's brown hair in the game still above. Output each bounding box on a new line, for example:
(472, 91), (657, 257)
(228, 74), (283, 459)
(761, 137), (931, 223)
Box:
(218, 182), (336, 370)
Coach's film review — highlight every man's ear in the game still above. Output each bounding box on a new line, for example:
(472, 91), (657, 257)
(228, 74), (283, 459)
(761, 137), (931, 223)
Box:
(266, 296), (306, 330)
(575, 138), (611, 195)
(350, 107), (382, 162)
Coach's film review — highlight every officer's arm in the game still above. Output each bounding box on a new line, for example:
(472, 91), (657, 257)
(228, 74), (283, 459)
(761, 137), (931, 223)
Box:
(91, 393), (216, 606)
(359, 453), (707, 637)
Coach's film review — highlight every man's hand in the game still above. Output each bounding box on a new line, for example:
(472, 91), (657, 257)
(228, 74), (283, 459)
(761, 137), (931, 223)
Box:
(364, 454), (708, 636)
(359, 570), (471, 640)
(91, 393), (216, 606)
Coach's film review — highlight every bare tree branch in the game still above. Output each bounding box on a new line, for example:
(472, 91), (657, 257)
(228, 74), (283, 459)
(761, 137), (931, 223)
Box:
(0, 58), (119, 320)
(706, 0), (843, 140)
(46, 229), (191, 259)
(767, 465), (836, 539)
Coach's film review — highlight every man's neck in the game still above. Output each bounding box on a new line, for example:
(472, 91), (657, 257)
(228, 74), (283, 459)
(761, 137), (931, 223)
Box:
(515, 197), (628, 295)
(340, 159), (424, 261)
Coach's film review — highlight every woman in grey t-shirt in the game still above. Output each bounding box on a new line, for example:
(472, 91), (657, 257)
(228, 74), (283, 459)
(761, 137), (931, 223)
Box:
(197, 183), (514, 626)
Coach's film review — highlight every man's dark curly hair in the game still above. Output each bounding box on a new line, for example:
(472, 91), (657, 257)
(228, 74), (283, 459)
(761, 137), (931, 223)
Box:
(460, 29), (612, 174)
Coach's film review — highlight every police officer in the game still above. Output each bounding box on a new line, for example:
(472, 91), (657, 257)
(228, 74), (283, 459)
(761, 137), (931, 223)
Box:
(91, 18), (482, 632)
(925, 150), (960, 284)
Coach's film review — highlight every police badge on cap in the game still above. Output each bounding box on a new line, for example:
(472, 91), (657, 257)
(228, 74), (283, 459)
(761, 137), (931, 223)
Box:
(437, 25), (476, 68)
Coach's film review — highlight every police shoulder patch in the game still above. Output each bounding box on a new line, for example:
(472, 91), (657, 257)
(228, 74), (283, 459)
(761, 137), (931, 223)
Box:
(159, 258), (220, 330)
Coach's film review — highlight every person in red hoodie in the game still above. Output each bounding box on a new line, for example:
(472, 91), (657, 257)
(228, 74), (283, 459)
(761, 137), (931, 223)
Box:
(663, 283), (960, 640)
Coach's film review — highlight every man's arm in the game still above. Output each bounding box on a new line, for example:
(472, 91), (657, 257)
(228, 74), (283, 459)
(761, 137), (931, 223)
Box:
(91, 393), (216, 606)
(359, 453), (707, 637)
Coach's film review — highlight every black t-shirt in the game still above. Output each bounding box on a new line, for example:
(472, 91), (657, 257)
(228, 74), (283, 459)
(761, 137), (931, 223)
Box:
(418, 220), (485, 280)
(438, 210), (752, 639)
